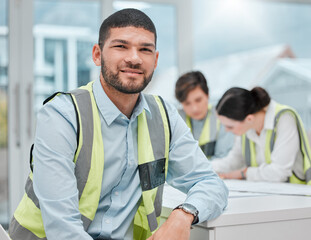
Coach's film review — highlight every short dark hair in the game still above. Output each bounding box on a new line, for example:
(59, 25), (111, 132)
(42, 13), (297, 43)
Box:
(98, 8), (157, 48)
(175, 71), (209, 103)
(216, 87), (271, 121)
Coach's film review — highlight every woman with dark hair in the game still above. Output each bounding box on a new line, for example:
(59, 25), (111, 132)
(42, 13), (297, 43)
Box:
(175, 71), (234, 159)
(212, 86), (311, 185)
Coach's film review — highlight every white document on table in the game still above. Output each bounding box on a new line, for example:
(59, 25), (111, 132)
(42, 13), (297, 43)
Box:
(224, 179), (311, 196)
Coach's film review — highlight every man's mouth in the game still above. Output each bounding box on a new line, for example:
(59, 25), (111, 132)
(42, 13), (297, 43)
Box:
(120, 68), (143, 75)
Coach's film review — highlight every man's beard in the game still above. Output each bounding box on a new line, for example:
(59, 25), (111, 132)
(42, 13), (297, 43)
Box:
(101, 58), (154, 94)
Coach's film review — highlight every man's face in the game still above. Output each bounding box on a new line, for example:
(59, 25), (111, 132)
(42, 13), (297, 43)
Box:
(99, 27), (159, 94)
(182, 86), (209, 120)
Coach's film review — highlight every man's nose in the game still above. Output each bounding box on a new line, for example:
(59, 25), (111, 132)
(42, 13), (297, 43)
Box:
(124, 49), (143, 65)
(190, 104), (198, 112)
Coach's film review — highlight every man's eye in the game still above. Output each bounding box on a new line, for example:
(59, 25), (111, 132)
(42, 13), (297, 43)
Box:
(114, 45), (126, 49)
(141, 48), (153, 52)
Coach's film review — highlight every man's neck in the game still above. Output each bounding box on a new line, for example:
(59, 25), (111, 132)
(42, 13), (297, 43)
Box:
(100, 79), (139, 119)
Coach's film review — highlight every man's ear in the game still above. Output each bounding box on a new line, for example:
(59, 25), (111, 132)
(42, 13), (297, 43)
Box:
(154, 51), (159, 69)
(92, 44), (101, 66)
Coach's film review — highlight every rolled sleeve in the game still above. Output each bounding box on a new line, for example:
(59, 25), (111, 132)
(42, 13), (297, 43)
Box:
(165, 102), (228, 222)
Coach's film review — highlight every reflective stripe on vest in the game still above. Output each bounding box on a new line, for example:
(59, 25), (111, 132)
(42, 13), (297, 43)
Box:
(134, 94), (170, 239)
(242, 103), (311, 185)
(9, 81), (170, 239)
(180, 105), (219, 157)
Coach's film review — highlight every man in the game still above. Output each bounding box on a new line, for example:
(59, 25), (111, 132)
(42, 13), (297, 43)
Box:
(9, 9), (228, 240)
(175, 71), (234, 159)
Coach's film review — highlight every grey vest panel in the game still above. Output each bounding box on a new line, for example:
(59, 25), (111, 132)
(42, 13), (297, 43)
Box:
(200, 106), (218, 156)
(9, 217), (47, 240)
(306, 168), (311, 183)
(178, 109), (186, 121)
(200, 141), (216, 157)
(208, 106), (218, 142)
(70, 88), (94, 200)
(144, 94), (166, 161)
(245, 137), (251, 167)
(25, 176), (40, 209)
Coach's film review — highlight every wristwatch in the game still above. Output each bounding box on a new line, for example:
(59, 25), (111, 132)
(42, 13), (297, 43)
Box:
(174, 203), (199, 225)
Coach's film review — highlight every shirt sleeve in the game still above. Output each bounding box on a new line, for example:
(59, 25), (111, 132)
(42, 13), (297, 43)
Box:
(32, 94), (92, 240)
(211, 136), (246, 173)
(212, 124), (235, 159)
(164, 102), (228, 223)
(246, 112), (300, 182)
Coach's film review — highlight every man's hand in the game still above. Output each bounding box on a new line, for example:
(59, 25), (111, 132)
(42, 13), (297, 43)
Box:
(147, 209), (193, 240)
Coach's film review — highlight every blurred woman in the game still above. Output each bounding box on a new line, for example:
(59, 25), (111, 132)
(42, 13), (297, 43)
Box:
(212, 86), (311, 184)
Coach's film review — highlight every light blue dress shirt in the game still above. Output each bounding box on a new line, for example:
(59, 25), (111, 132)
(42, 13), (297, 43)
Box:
(32, 78), (228, 240)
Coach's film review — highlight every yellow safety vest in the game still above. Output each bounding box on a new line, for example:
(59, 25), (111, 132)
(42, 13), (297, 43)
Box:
(180, 105), (220, 157)
(242, 103), (311, 185)
(8, 81), (170, 240)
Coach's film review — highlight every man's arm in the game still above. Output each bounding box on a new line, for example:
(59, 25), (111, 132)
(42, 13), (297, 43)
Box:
(33, 94), (92, 240)
(151, 102), (229, 239)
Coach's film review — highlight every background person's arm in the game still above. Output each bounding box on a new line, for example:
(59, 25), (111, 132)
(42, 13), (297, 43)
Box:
(33, 94), (92, 240)
(211, 136), (246, 173)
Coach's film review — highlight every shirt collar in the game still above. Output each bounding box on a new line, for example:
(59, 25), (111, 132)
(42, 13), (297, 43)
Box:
(92, 78), (150, 125)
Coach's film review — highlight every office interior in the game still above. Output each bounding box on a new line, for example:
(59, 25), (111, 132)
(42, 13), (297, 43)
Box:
(1, 0), (311, 230)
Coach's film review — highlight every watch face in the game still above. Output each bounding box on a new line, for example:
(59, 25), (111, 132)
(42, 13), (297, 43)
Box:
(182, 203), (196, 213)
(176, 203), (199, 225)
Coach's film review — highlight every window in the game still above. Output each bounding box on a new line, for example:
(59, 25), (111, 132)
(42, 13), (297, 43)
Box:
(34, 0), (101, 112)
(193, 0), (311, 128)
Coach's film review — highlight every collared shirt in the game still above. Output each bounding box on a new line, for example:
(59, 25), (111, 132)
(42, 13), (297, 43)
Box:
(212, 100), (304, 182)
(33, 78), (228, 240)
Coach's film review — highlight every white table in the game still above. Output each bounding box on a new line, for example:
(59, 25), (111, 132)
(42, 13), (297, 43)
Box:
(161, 181), (311, 240)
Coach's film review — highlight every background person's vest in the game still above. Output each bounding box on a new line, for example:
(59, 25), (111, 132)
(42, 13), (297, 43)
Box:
(242, 103), (311, 185)
(179, 105), (220, 157)
(8, 81), (171, 240)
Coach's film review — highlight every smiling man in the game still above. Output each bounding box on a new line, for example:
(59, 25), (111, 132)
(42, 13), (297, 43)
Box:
(9, 9), (228, 240)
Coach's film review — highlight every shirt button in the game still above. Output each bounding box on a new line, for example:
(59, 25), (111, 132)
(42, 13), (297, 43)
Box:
(115, 191), (119, 196)
(105, 219), (110, 224)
